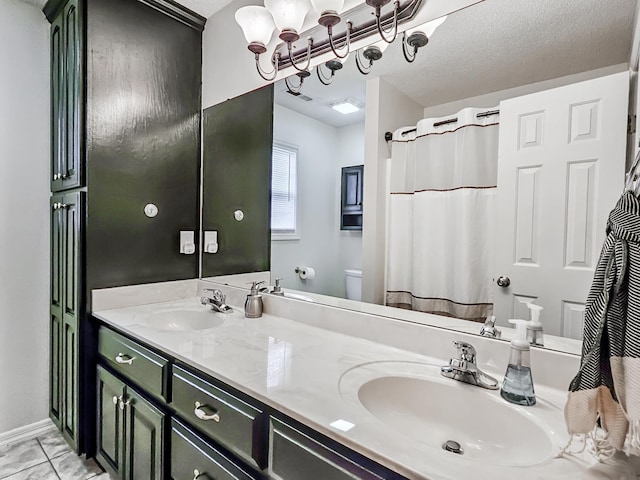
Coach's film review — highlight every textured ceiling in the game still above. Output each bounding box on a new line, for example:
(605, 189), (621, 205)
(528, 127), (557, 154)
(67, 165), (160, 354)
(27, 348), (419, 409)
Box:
(275, 0), (637, 127)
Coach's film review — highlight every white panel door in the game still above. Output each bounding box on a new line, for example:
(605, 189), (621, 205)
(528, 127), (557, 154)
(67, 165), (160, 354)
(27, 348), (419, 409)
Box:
(494, 72), (629, 338)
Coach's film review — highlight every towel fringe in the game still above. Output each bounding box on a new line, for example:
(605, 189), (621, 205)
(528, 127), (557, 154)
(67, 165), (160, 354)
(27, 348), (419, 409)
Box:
(557, 421), (640, 462)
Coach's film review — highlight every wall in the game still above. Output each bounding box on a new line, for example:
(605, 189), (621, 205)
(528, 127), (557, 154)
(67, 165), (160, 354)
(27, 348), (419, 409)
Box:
(271, 105), (364, 297)
(336, 123), (365, 275)
(0, 0), (50, 435)
(362, 78), (424, 304)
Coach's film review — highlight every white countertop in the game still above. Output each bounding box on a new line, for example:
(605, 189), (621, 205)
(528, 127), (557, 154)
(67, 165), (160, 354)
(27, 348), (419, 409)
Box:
(93, 296), (638, 480)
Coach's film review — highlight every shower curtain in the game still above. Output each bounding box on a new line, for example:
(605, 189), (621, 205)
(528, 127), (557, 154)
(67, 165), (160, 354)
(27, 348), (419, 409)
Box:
(385, 107), (499, 322)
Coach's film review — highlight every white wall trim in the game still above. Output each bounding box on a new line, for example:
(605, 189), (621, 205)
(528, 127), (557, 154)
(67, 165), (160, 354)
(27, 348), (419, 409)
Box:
(631, 0), (640, 72)
(0, 419), (56, 447)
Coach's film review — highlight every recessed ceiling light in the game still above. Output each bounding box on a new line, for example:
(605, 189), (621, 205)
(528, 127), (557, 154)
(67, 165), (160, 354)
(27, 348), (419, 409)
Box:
(331, 98), (363, 115)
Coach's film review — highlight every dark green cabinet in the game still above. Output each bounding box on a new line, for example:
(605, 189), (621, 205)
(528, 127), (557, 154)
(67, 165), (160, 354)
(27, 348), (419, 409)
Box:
(45, 0), (205, 456)
(50, 191), (83, 450)
(97, 366), (164, 480)
(50, 0), (83, 192)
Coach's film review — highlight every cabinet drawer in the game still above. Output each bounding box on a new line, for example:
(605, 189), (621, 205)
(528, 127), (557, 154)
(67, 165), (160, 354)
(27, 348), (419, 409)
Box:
(171, 418), (256, 480)
(98, 327), (169, 401)
(270, 418), (384, 480)
(171, 365), (266, 470)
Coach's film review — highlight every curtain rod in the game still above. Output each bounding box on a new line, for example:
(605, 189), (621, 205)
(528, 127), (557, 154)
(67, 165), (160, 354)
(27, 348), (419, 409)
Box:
(384, 109), (501, 142)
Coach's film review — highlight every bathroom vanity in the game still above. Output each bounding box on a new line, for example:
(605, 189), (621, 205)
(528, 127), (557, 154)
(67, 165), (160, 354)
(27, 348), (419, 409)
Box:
(90, 280), (639, 480)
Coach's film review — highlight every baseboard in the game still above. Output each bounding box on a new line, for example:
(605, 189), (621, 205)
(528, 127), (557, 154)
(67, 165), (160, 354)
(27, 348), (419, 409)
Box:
(0, 419), (57, 447)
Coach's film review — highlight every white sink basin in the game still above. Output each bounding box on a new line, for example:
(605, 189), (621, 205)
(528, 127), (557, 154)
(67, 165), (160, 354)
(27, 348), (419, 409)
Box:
(339, 361), (560, 467)
(139, 306), (227, 331)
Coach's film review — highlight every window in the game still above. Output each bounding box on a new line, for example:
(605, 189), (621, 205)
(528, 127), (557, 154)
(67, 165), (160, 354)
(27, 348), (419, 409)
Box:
(271, 143), (298, 239)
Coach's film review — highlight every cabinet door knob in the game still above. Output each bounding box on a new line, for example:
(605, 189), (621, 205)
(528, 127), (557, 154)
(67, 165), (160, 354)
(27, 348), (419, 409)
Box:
(112, 395), (120, 405)
(119, 397), (130, 411)
(194, 401), (220, 422)
(115, 353), (134, 365)
(193, 470), (201, 480)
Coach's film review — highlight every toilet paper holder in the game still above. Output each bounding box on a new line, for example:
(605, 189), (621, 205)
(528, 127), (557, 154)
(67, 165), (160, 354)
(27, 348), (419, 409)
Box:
(295, 266), (316, 280)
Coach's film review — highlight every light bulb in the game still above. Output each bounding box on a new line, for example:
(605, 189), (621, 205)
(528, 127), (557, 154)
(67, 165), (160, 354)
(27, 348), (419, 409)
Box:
(264, 0), (311, 33)
(235, 6), (276, 47)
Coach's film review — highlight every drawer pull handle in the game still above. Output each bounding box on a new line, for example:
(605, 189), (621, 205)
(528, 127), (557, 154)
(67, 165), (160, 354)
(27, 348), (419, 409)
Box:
(193, 469), (202, 480)
(194, 402), (220, 422)
(115, 353), (134, 365)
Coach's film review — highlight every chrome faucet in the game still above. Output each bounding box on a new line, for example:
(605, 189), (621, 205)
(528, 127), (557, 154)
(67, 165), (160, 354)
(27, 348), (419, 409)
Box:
(200, 288), (233, 313)
(441, 341), (499, 390)
(479, 315), (501, 338)
(258, 278), (284, 296)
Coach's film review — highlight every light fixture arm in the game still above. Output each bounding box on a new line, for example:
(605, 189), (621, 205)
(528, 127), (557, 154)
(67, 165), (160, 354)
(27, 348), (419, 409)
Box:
(287, 38), (313, 72)
(255, 51), (280, 81)
(328, 21), (352, 59)
(284, 72), (306, 93)
(402, 32), (417, 62)
(375, 0), (399, 44)
(355, 49), (373, 75)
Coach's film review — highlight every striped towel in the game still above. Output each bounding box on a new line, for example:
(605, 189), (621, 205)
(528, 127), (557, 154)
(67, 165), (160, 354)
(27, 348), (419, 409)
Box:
(563, 191), (640, 460)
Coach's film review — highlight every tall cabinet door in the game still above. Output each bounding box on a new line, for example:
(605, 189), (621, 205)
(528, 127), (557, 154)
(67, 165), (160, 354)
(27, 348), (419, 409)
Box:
(50, 14), (65, 190)
(51, 0), (83, 192)
(50, 197), (65, 428)
(50, 191), (84, 450)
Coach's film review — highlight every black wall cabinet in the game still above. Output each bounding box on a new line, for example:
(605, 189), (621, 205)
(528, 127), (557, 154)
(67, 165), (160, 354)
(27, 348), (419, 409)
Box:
(340, 165), (364, 230)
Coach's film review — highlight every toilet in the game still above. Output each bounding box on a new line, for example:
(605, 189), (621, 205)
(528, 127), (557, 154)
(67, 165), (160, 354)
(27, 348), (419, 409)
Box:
(344, 269), (362, 301)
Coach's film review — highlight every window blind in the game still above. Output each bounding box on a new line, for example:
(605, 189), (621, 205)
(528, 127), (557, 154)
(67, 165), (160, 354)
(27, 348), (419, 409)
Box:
(271, 144), (297, 234)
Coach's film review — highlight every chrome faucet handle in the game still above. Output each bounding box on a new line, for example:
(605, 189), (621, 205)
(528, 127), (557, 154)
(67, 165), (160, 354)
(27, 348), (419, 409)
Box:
(480, 315), (501, 338)
(204, 288), (225, 303)
(453, 341), (476, 363)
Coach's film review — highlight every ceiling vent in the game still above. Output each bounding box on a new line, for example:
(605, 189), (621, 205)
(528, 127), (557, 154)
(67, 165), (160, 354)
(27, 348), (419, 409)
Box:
(284, 89), (313, 102)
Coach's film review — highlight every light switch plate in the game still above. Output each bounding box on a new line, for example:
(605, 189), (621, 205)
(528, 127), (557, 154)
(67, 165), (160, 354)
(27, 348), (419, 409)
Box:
(204, 231), (218, 254)
(179, 231), (195, 254)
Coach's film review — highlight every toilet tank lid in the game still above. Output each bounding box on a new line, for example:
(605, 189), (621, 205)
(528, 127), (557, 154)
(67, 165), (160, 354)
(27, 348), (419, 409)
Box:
(344, 269), (362, 277)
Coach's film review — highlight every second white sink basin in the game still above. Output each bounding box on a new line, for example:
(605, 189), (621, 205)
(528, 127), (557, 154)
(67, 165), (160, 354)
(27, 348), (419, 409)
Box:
(339, 361), (561, 467)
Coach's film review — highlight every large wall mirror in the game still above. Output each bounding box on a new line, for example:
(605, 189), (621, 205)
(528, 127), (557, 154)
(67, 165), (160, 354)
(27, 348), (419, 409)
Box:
(204, 0), (638, 355)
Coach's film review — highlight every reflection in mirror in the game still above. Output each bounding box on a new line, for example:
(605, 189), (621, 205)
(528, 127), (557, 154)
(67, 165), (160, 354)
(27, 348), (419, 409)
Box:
(211, 0), (638, 355)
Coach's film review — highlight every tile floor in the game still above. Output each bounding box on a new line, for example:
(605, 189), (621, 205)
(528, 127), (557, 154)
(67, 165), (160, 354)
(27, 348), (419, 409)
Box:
(0, 430), (112, 480)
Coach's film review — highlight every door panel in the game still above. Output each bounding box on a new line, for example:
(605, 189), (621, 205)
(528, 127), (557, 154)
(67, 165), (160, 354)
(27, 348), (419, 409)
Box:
(51, 15), (65, 190)
(62, 320), (78, 444)
(494, 72), (629, 337)
(96, 366), (125, 475)
(50, 312), (63, 428)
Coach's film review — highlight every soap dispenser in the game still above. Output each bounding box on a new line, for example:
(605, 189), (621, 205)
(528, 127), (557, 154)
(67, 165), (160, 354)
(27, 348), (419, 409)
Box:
(500, 319), (536, 406)
(245, 281), (264, 318)
(526, 303), (544, 347)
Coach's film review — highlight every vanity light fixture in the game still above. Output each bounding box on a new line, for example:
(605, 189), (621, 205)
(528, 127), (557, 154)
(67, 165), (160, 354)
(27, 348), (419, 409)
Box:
(402, 15), (447, 63)
(331, 97), (362, 114)
(235, 0), (426, 80)
(355, 39), (388, 75)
